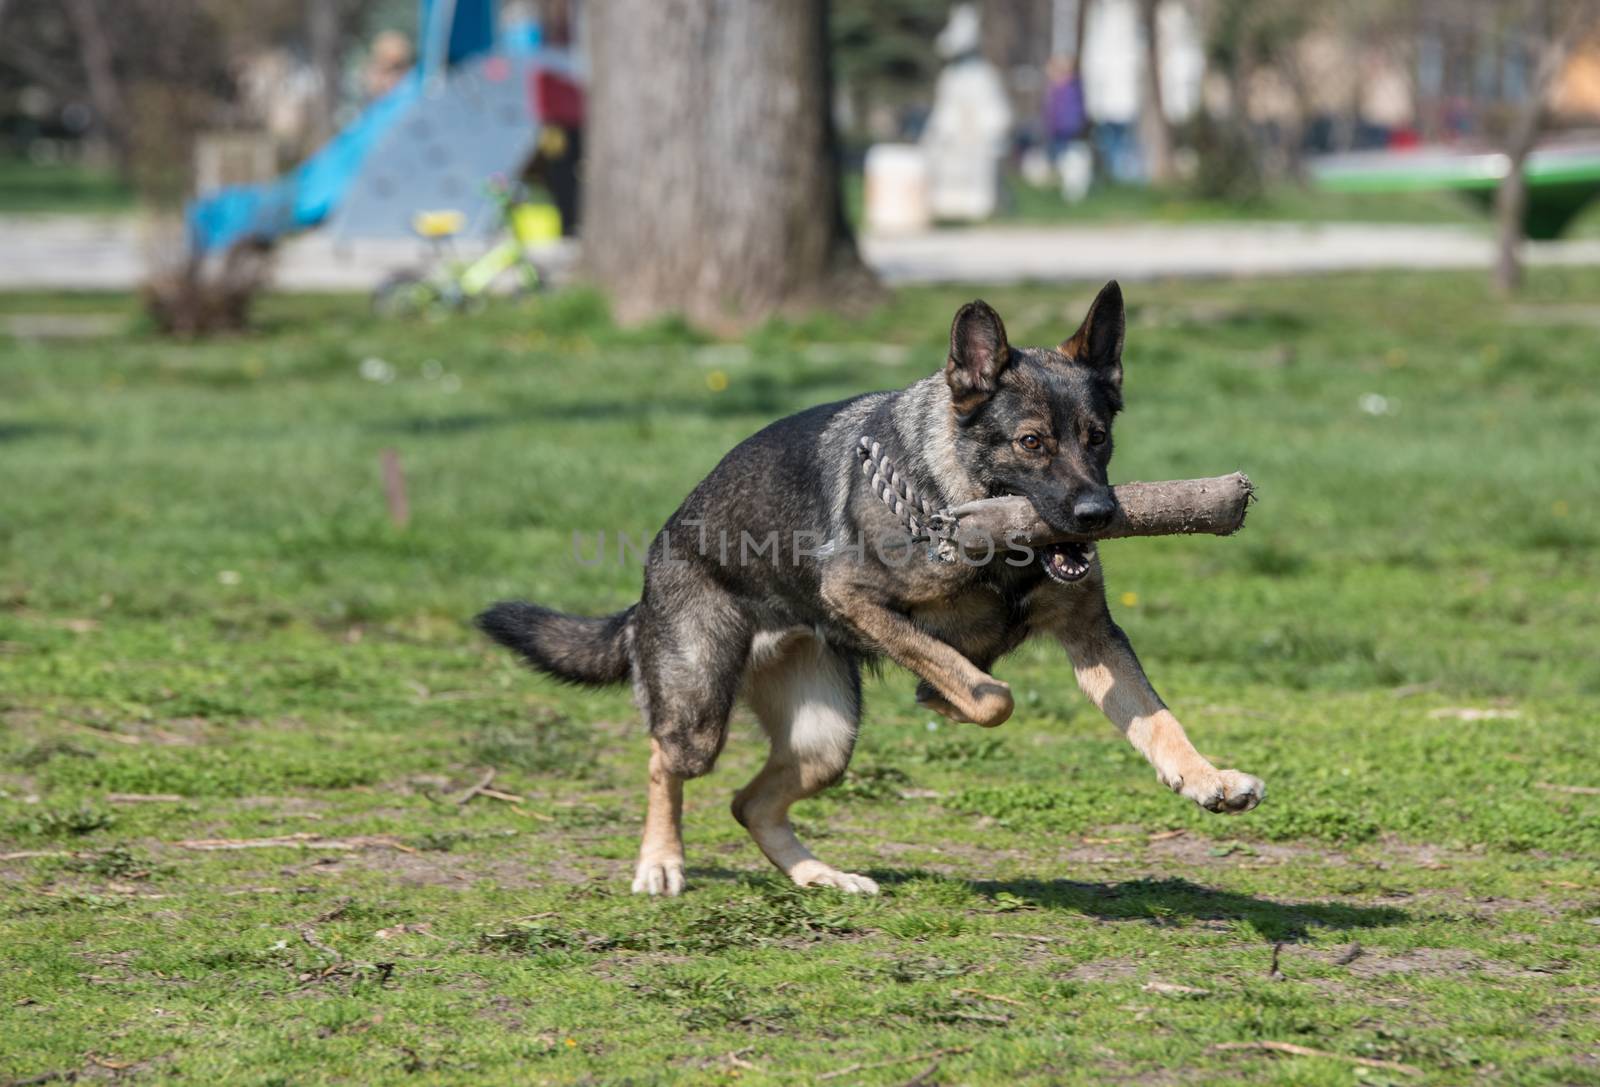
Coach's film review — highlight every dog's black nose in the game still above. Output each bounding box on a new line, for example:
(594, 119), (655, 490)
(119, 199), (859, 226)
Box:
(1072, 492), (1116, 530)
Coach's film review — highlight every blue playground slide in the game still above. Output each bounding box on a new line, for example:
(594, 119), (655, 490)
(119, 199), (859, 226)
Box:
(187, 0), (562, 253)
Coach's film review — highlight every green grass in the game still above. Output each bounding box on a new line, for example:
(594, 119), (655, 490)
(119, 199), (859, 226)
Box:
(2, 273), (1599, 1085)
(0, 155), (134, 215)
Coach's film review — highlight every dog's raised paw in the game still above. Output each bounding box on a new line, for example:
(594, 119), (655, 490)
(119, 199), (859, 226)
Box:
(969, 681), (1014, 728)
(916, 687), (971, 723)
(1182, 769), (1265, 814)
(631, 857), (686, 896)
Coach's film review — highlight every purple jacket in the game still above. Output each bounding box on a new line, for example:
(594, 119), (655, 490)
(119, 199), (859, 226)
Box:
(1045, 76), (1087, 141)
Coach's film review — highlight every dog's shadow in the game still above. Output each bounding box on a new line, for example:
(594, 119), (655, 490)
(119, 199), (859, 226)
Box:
(957, 875), (1406, 943)
(682, 868), (1406, 943)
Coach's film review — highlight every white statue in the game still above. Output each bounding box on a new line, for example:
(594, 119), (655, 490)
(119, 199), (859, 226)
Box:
(921, 3), (1012, 222)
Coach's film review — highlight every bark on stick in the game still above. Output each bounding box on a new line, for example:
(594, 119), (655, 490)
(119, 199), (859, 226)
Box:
(943, 473), (1254, 548)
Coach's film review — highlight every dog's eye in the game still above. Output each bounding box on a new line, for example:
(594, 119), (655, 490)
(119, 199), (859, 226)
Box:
(1088, 429), (1108, 447)
(1017, 434), (1044, 452)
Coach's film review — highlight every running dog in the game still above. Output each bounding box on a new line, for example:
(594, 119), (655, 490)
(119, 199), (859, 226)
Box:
(479, 282), (1265, 896)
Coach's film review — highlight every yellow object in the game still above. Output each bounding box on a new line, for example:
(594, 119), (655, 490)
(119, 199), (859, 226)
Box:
(538, 127), (569, 157)
(510, 203), (562, 245)
(412, 209), (466, 238)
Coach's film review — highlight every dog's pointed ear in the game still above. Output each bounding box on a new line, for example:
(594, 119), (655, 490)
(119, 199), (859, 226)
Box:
(1061, 280), (1125, 387)
(945, 300), (1010, 418)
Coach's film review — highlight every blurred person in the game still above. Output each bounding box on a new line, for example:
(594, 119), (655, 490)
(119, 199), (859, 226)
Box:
(921, 3), (1012, 221)
(237, 48), (321, 159)
(363, 30), (415, 102)
(1044, 54), (1092, 203)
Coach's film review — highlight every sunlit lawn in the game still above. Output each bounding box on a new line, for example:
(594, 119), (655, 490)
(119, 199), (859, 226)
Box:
(1, 271), (1597, 1084)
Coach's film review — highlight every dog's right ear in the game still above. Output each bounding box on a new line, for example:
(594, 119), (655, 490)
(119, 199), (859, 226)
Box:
(945, 300), (1010, 419)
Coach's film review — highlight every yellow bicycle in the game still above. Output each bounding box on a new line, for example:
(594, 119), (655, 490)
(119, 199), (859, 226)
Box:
(372, 180), (561, 318)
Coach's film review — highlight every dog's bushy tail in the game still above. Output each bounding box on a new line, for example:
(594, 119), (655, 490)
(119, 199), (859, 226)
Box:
(476, 601), (635, 687)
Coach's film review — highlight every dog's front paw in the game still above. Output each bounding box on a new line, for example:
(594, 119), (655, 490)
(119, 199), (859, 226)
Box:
(915, 681), (970, 723)
(969, 681), (1014, 728)
(1177, 769), (1265, 814)
(914, 678), (1012, 728)
(631, 856), (686, 896)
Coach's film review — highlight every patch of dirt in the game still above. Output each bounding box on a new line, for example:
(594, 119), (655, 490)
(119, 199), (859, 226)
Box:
(475, 994), (532, 1031)
(295, 845), (604, 889)
(1298, 975), (1419, 1009)
(233, 796), (331, 812)
(1144, 833), (1341, 868)
(901, 841), (1038, 870)
(1062, 958), (1144, 982)
(1058, 841), (1140, 865)
(1360, 837), (1476, 870)
(1086, 1064), (1199, 1087)
(1340, 946), (1543, 979)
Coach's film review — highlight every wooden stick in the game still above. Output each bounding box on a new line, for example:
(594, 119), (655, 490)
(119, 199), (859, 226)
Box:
(1210, 1041), (1422, 1075)
(299, 926), (342, 963)
(175, 833), (417, 853)
(453, 768), (497, 806)
(380, 448), (410, 529)
(943, 472), (1254, 548)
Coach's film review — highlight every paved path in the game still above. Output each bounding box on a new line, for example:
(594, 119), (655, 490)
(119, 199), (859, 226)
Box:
(861, 222), (1600, 284)
(3, 215), (1597, 292)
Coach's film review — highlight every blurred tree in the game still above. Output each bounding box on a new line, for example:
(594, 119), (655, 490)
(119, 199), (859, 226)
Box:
(1137, 0), (1174, 184)
(61, 0), (126, 168)
(830, 0), (949, 140)
(1491, 0), (1596, 294)
(1193, 0), (1314, 194)
(584, 0), (877, 327)
(308, 0), (344, 146)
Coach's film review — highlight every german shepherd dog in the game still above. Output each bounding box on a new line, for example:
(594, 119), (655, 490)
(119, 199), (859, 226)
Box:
(479, 282), (1264, 896)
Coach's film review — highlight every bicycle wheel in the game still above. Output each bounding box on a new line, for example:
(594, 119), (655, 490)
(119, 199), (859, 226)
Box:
(372, 271), (436, 318)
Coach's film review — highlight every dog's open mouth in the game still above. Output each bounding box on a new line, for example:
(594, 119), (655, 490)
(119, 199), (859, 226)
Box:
(1040, 541), (1096, 583)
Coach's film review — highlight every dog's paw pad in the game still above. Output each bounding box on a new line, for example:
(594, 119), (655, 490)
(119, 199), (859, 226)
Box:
(1183, 769), (1265, 814)
(797, 867), (880, 895)
(631, 857), (686, 896)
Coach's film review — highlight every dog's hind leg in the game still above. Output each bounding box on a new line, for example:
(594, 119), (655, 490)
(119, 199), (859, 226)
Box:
(629, 593), (751, 896)
(633, 737), (687, 895)
(733, 631), (876, 894)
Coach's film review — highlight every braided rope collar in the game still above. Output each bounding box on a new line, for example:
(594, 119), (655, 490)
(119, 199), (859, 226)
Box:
(856, 435), (961, 562)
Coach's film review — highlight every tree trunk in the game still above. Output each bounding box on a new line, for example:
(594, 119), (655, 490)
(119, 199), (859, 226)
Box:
(1073, 0), (1091, 72)
(1136, 0), (1174, 185)
(583, 0), (876, 328)
(1493, 26), (1569, 295)
(63, 0), (128, 172)
(307, 0), (343, 149)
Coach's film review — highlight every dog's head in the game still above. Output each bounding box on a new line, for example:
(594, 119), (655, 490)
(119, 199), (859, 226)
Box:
(943, 281), (1125, 583)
